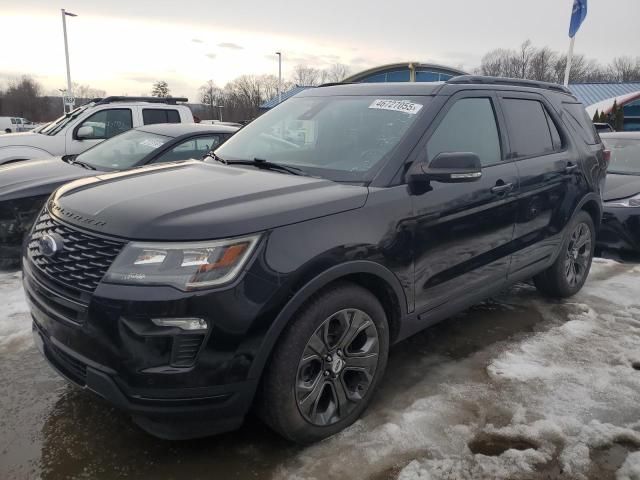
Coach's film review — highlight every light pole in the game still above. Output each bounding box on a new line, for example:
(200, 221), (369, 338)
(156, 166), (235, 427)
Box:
(215, 105), (224, 122)
(61, 8), (77, 113)
(275, 52), (282, 104)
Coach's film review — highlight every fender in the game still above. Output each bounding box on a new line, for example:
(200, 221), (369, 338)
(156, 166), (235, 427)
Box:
(247, 260), (408, 380)
(572, 192), (602, 229)
(0, 146), (53, 165)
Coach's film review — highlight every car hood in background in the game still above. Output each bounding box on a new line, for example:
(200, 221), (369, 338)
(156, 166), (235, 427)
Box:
(0, 157), (97, 201)
(0, 131), (54, 150)
(51, 161), (369, 240)
(603, 173), (640, 202)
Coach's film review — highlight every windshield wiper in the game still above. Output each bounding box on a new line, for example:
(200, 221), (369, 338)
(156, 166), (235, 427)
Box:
(205, 151), (227, 164)
(225, 158), (307, 176)
(69, 158), (97, 170)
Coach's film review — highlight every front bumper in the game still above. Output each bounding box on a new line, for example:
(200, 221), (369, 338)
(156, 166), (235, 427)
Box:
(23, 258), (281, 439)
(597, 206), (640, 252)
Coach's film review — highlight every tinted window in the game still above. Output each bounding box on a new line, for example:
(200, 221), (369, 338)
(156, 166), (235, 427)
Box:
(154, 135), (223, 163)
(77, 109), (133, 139)
(544, 109), (563, 150)
(143, 109), (181, 125)
(562, 102), (599, 144)
(502, 98), (555, 157)
(427, 97), (501, 167)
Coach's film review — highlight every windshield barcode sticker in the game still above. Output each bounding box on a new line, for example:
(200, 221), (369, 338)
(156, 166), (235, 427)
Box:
(369, 99), (423, 115)
(139, 139), (165, 149)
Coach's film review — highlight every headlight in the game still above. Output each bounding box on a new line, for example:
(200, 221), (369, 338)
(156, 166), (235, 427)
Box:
(104, 234), (260, 290)
(605, 193), (640, 208)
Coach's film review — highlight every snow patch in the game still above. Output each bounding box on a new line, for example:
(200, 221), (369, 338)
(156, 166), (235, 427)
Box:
(0, 271), (32, 352)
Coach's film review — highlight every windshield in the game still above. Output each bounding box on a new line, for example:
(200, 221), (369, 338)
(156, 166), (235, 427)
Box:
(603, 138), (640, 175)
(40, 105), (91, 136)
(77, 129), (172, 170)
(215, 95), (428, 182)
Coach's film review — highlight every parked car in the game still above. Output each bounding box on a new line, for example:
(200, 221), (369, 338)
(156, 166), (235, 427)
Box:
(0, 123), (237, 267)
(0, 116), (37, 134)
(594, 122), (614, 133)
(0, 97), (193, 165)
(23, 76), (606, 444)
(597, 132), (640, 252)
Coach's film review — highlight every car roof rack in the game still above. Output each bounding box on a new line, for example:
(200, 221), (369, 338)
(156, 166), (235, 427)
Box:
(446, 75), (572, 95)
(89, 96), (189, 105)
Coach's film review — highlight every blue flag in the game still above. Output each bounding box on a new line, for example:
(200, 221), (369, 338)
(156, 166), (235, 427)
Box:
(569, 0), (588, 37)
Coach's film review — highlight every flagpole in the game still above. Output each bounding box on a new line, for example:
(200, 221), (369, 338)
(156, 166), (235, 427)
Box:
(563, 36), (576, 87)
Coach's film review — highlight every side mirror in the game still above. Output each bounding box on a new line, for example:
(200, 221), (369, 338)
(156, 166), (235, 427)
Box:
(409, 152), (482, 184)
(76, 125), (94, 139)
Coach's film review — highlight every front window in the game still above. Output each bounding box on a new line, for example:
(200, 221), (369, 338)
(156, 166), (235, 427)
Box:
(603, 138), (640, 175)
(76, 129), (172, 170)
(76, 108), (133, 140)
(215, 95), (428, 182)
(154, 135), (224, 163)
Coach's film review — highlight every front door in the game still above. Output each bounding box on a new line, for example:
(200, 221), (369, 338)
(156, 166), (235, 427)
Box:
(412, 92), (519, 315)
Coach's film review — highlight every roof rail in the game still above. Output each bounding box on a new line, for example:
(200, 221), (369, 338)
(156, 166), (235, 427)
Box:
(91, 96), (189, 105)
(317, 82), (356, 88)
(446, 75), (572, 95)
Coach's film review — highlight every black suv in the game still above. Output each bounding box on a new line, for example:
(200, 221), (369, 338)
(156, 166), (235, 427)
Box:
(23, 76), (607, 444)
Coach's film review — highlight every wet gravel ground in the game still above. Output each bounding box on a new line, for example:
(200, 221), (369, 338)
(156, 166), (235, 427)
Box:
(1, 257), (639, 479)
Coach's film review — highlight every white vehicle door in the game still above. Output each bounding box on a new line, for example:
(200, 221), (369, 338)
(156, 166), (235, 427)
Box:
(65, 107), (134, 155)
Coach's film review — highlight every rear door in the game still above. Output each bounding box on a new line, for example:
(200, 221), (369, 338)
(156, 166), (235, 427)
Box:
(412, 91), (519, 315)
(498, 92), (576, 280)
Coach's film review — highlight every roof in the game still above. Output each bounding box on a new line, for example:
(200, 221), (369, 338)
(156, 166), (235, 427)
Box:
(260, 86), (313, 109)
(600, 131), (640, 140)
(136, 122), (239, 137)
(568, 83), (640, 107)
(343, 62), (468, 83)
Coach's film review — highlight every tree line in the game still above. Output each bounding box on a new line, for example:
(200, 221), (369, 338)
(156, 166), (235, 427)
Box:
(478, 40), (640, 83)
(3, 41), (640, 124)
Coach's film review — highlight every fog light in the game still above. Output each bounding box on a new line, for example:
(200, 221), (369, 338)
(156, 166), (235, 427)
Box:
(151, 317), (208, 331)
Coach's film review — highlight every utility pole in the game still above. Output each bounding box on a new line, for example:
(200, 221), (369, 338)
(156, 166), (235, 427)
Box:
(276, 52), (282, 104)
(61, 9), (77, 112)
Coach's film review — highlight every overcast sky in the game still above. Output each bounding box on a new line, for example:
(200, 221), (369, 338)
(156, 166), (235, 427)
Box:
(2, 0), (639, 101)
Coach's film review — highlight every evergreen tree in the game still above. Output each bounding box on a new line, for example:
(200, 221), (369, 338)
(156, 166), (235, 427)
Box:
(151, 81), (170, 98)
(615, 105), (625, 131)
(592, 110), (600, 123)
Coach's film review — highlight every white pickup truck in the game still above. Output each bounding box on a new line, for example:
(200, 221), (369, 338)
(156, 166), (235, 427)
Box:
(0, 97), (193, 165)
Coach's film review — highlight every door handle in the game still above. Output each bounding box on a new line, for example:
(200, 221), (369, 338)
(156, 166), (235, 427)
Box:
(565, 163), (578, 173)
(490, 182), (514, 194)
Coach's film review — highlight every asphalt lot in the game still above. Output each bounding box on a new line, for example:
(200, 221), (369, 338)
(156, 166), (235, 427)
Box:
(1, 258), (640, 479)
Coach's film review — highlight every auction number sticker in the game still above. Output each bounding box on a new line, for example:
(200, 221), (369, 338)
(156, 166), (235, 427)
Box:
(369, 99), (423, 115)
(139, 138), (166, 149)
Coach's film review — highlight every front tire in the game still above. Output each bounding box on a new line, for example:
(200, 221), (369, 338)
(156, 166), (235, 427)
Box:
(534, 210), (595, 298)
(259, 282), (389, 444)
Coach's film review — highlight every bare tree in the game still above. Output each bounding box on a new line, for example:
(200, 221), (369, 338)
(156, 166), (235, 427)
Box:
(515, 40), (535, 78)
(1, 76), (48, 121)
(292, 64), (321, 86)
(199, 80), (225, 119)
(480, 49), (510, 76)
(529, 47), (557, 82)
(73, 83), (106, 101)
(325, 63), (351, 83)
(151, 80), (170, 98)
(608, 56), (640, 82)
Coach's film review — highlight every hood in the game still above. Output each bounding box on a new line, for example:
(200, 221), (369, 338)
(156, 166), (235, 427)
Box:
(51, 161), (368, 240)
(603, 173), (640, 202)
(0, 157), (98, 201)
(0, 131), (54, 150)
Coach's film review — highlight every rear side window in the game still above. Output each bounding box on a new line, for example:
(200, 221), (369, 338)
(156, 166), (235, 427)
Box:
(502, 98), (556, 158)
(427, 97), (502, 167)
(562, 102), (599, 144)
(143, 109), (181, 125)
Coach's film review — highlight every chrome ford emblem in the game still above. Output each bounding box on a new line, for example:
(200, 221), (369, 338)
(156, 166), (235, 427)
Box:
(40, 234), (63, 257)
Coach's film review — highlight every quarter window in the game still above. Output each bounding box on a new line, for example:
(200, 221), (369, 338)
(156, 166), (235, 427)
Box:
(142, 109), (181, 125)
(502, 98), (555, 158)
(562, 102), (599, 144)
(427, 97), (502, 167)
(76, 108), (133, 139)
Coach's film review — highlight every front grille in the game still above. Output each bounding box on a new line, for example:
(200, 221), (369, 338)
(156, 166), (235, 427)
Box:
(27, 211), (125, 293)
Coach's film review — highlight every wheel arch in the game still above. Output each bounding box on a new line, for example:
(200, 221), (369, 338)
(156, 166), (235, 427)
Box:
(248, 261), (408, 380)
(578, 195), (602, 231)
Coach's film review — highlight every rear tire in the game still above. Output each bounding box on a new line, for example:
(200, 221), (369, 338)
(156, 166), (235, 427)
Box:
(4, 128), (11, 134)
(534, 210), (595, 298)
(259, 282), (389, 444)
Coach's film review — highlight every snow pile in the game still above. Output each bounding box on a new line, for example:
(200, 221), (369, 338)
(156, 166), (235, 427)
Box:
(274, 259), (640, 480)
(0, 271), (31, 352)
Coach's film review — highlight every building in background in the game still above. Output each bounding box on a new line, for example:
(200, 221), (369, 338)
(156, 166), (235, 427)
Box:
(570, 83), (640, 131)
